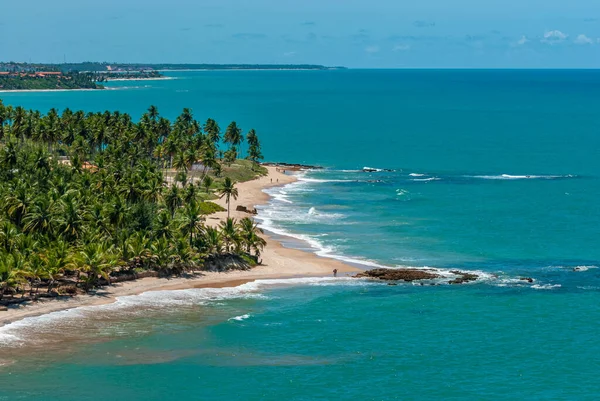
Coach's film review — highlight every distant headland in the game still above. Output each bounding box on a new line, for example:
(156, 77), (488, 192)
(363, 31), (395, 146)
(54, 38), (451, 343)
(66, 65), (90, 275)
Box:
(0, 62), (346, 91)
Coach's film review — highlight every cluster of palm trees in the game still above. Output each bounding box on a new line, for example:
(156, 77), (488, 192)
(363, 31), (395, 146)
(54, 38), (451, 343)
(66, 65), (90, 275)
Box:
(0, 101), (267, 301)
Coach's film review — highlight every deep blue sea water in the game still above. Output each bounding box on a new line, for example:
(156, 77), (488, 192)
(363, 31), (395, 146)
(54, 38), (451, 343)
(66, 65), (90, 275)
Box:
(1, 70), (599, 400)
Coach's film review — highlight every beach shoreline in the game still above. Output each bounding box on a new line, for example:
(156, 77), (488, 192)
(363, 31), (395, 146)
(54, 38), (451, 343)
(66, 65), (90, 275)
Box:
(0, 166), (359, 327)
(103, 77), (175, 82)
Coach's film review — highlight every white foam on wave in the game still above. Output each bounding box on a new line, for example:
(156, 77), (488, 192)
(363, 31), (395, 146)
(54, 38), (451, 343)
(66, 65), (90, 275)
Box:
(297, 177), (354, 183)
(409, 173), (426, 177)
(412, 177), (441, 182)
(260, 178), (502, 284)
(531, 284), (562, 290)
(470, 174), (574, 180)
(228, 314), (251, 322)
(573, 265), (599, 272)
(362, 167), (396, 172)
(0, 277), (374, 347)
(271, 192), (293, 204)
(547, 265), (598, 272)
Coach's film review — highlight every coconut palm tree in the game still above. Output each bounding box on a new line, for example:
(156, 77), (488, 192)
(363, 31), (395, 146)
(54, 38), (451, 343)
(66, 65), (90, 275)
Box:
(219, 217), (239, 253)
(202, 175), (213, 194)
(71, 243), (118, 291)
(178, 201), (205, 245)
(224, 121), (242, 151)
(217, 177), (239, 218)
(237, 217), (266, 257)
(200, 226), (223, 256)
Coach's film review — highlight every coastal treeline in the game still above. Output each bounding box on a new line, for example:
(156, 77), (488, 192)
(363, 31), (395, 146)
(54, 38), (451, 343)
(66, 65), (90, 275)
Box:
(0, 72), (101, 91)
(0, 101), (265, 303)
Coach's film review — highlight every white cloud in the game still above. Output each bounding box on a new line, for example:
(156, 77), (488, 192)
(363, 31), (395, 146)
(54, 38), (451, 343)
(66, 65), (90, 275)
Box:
(574, 34), (593, 44)
(393, 44), (411, 51)
(517, 35), (529, 45)
(541, 30), (568, 44)
(365, 45), (380, 54)
(283, 51), (296, 57)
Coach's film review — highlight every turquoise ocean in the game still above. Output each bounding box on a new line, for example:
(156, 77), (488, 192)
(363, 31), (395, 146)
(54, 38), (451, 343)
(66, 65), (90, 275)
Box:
(1, 70), (599, 400)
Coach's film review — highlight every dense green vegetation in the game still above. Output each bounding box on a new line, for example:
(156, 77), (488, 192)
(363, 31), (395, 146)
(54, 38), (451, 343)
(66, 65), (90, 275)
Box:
(1, 62), (345, 73)
(0, 73), (102, 91)
(0, 101), (266, 303)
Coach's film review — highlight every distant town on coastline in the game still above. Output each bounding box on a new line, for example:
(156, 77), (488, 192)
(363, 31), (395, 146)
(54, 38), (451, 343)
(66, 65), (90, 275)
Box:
(0, 62), (345, 91)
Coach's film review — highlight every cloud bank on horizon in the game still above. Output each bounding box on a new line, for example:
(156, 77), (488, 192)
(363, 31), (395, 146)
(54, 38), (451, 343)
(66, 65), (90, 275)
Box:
(1, 0), (599, 68)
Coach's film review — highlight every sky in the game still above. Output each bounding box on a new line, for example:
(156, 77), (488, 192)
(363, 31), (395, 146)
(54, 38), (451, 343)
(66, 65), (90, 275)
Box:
(1, 0), (599, 68)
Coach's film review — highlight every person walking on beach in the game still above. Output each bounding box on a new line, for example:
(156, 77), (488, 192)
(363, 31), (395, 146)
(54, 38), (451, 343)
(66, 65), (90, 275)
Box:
(333, 269), (338, 277)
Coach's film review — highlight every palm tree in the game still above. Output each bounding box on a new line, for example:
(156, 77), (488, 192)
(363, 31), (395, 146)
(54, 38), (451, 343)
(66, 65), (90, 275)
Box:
(147, 105), (159, 122)
(202, 176), (213, 194)
(152, 209), (174, 240)
(238, 217), (266, 257)
(203, 119), (220, 146)
(70, 243), (118, 291)
(178, 201), (205, 245)
(217, 177), (239, 218)
(219, 217), (239, 253)
(224, 121), (243, 151)
(200, 226), (223, 256)
(164, 185), (183, 217)
(22, 197), (57, 236)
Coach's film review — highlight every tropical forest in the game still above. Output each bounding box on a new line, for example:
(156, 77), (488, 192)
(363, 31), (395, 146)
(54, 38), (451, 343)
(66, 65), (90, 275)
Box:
(0, 72), (102, 91)
(0, 101), (266, 305)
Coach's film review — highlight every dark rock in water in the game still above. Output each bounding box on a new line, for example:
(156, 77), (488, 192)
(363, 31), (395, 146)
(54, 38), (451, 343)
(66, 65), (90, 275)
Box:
(236, 205), (258, 215)
(387, 283), (398, 286)
(355, 268), (440, 282)
(520, 277), (534, 283)
(448, 270), (479, 285)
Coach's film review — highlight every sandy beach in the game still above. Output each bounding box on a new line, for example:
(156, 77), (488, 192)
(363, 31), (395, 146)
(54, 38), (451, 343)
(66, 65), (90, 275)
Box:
(1, 166), (359, 326)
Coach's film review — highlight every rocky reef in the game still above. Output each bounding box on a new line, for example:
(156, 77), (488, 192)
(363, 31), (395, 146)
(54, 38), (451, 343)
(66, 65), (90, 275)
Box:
(236, 205), (258, 215)
(354, 268), (440, 282)
(447, 270), (479, 284)
(354, 268), (481, 284)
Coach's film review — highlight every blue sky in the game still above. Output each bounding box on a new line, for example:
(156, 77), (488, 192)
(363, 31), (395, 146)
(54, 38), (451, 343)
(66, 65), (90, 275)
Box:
(1, 0), (599, 68)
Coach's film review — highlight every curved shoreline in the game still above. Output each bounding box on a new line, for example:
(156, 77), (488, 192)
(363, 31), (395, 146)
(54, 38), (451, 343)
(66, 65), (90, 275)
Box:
(0, 167), (359, 328)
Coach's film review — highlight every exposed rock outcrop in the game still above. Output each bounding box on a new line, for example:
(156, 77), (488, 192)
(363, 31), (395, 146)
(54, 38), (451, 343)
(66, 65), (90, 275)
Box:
(448, 270), (479, 284)
(520, 277), (534, 283)
(355, 268), (440, 282)
(355, 268), (482, 284)
(236, 205), (258, 215)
